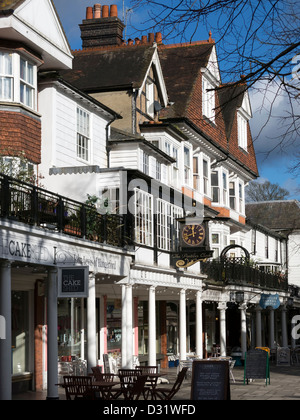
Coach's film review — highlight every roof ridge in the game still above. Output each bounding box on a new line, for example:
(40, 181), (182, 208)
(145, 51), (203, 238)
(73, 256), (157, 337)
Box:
(158, 39), (215, 50)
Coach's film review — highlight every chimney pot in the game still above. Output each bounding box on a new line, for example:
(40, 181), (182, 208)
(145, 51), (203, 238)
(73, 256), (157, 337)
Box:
(94, 4), (101, 19)
(155, 32), (162, 44)
(110, 5), (118, 17)
(128, 39), (134, 46)
(102, 5), (109, 18)
(148, 33), (155, 44)
(141, 35), (148, 44)
(135, 38), (141, 45)
(86, 6), (93, 20)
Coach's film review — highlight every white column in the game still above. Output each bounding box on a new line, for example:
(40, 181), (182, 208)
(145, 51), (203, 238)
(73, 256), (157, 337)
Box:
(0, 261), (12, 400)
(80, 298), (85, 360)
(218, 302), (227, 357)
(87, 273), (96, 373)
(179, 289), (187, 361)
(281, 305), (288, 348)
(196, 290), (203, 359)
(47, 268), (59, 400)
(269, 307), (275, 350)
(126, 284), (133, 368)
(121, 285), (127, 368)
(255, 306), (262, 348)
(240, 303), (247, 360)
(148, 286), (156, 366)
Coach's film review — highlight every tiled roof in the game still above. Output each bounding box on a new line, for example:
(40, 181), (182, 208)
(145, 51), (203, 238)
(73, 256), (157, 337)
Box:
(62, 45), (156, 91)
(0, 0), (25, 11)
(246, 201), (300, 231)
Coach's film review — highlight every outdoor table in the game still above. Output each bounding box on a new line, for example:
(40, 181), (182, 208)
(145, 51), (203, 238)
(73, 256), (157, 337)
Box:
(93, 381), (120, 400)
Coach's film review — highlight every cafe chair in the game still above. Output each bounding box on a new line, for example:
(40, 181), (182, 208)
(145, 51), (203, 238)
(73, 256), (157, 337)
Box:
(124, 375), (148, 400)
(91, 366), (115, 382)
(112, 368), (143, 399)
(63, 375), (95, 400)
(152, 367), (188, 400)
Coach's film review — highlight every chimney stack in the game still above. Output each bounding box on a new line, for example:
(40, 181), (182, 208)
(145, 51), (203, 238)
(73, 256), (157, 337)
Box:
(80, 4), (125, 49)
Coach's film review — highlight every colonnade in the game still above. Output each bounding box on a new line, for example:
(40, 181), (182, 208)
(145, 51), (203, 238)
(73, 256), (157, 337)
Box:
(0, 263), (292, 400)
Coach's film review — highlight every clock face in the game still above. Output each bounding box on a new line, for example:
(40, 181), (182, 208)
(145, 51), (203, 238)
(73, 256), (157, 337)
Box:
(182, 224), (205, 247)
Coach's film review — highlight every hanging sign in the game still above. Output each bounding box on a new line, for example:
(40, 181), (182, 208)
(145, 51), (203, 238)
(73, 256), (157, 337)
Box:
(259, 294), (281, 310)
(57, 266), (89, 298)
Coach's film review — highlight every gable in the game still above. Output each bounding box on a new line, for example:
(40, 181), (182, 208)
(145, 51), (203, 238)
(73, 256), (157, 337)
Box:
(139, 48), (168, 108)
(203, 45), (221, 85)
(0, 0), (72, 69)
(238, 90), (252, 119)
(16, 0), (70, 54)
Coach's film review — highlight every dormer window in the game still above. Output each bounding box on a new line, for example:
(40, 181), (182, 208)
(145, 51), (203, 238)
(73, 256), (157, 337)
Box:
(202, 76), (215, 123)
(237, 113), (248, 151)
(146, 78), (154, 118)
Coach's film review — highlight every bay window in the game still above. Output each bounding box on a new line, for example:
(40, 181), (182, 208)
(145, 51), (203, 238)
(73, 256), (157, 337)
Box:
(135, 189), (153, 246)
(20, 58), (34, 108)
(0, 52), (13, 100)
(0, 50), (37, 110)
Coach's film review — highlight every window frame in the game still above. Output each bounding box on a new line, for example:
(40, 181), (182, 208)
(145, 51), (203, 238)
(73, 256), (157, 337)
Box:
(76, 107), (90, 162)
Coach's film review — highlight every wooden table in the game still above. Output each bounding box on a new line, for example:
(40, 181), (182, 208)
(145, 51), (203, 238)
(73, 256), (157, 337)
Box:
(93, 381), (120, 400)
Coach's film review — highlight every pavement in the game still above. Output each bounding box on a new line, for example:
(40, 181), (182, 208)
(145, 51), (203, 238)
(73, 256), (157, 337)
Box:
(12, 364), (300, 401)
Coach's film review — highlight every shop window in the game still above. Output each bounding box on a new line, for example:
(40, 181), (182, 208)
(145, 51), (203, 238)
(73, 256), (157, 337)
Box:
(12, 291), (29, 374)
(107, 300), (122, 353)
(57, 298), (85, 359)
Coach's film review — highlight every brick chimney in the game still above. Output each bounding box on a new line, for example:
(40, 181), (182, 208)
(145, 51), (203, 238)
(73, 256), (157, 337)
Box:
(80, 4), (125, 48)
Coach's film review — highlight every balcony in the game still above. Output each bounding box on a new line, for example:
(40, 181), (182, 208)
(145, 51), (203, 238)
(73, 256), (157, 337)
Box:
(0, 173), (128, 248)
(201, 258), (288, 292)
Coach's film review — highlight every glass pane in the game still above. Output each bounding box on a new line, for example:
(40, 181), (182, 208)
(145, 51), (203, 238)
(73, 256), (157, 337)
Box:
(20, 59), (26, 81)
(27, 63), (34, 85)
(12, 291), (29, 373)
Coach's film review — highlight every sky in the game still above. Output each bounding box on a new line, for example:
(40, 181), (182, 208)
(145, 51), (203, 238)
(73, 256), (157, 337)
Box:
(52, 0), (300, 200)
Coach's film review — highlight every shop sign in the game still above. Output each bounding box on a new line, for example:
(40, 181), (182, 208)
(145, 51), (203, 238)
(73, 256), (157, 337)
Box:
(57, 267), (89, 298)
(259, 294), (281, 310)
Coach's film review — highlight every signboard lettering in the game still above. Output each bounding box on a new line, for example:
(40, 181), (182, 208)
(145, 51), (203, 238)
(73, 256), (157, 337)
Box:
(244, 349), (270, 385)
(58, 267), (89, 298)
(259, 294), (280, 310)
(191, 361), (230, 400)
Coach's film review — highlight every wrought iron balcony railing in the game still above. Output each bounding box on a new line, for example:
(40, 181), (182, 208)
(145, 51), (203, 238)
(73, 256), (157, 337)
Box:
(0, 173), (128, 248)
(201, 258), (288, 292)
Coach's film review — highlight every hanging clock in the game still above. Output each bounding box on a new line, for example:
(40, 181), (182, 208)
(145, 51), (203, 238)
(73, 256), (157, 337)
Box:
(181, 224), (205, 247)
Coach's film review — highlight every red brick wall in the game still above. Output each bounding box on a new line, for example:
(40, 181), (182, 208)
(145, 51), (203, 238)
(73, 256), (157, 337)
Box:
(0, 110), (41, 164)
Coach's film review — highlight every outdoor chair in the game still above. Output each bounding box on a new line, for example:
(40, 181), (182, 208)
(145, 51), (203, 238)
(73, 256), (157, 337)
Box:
(91, 366), (115, 382)
(136, 366), (159, 399)
(123, 375), (148, 400)
(152, 367), (188, 400)
(112, 368), (143, 399)
(63, 375), (95, 400)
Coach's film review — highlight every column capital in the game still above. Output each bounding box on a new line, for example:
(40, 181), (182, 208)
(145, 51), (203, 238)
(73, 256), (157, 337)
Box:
(217, 301), (227, 311)
(0, 260), (12, 269)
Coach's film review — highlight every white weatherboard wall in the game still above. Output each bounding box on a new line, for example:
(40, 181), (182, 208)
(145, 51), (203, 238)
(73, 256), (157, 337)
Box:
(288, 231), (300, 287)
(39, 82), (109, 197)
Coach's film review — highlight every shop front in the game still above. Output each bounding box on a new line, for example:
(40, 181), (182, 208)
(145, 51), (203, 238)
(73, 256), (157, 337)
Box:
(0, 218), (132, 400)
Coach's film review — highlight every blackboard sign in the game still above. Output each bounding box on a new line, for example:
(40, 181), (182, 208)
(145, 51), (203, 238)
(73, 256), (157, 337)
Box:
(57, 266), (89, 298)
(191, 361), (230, 400)
(276, 347), (290, 366)
(244, 349), (270, 385)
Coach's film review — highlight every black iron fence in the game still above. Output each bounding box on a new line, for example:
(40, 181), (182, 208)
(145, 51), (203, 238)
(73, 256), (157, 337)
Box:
(201, 259), (288, 292)
(0, 173), (128, 248)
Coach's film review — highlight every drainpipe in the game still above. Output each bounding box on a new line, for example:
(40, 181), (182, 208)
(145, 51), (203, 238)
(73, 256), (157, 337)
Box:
(106, 115), (117, 168)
